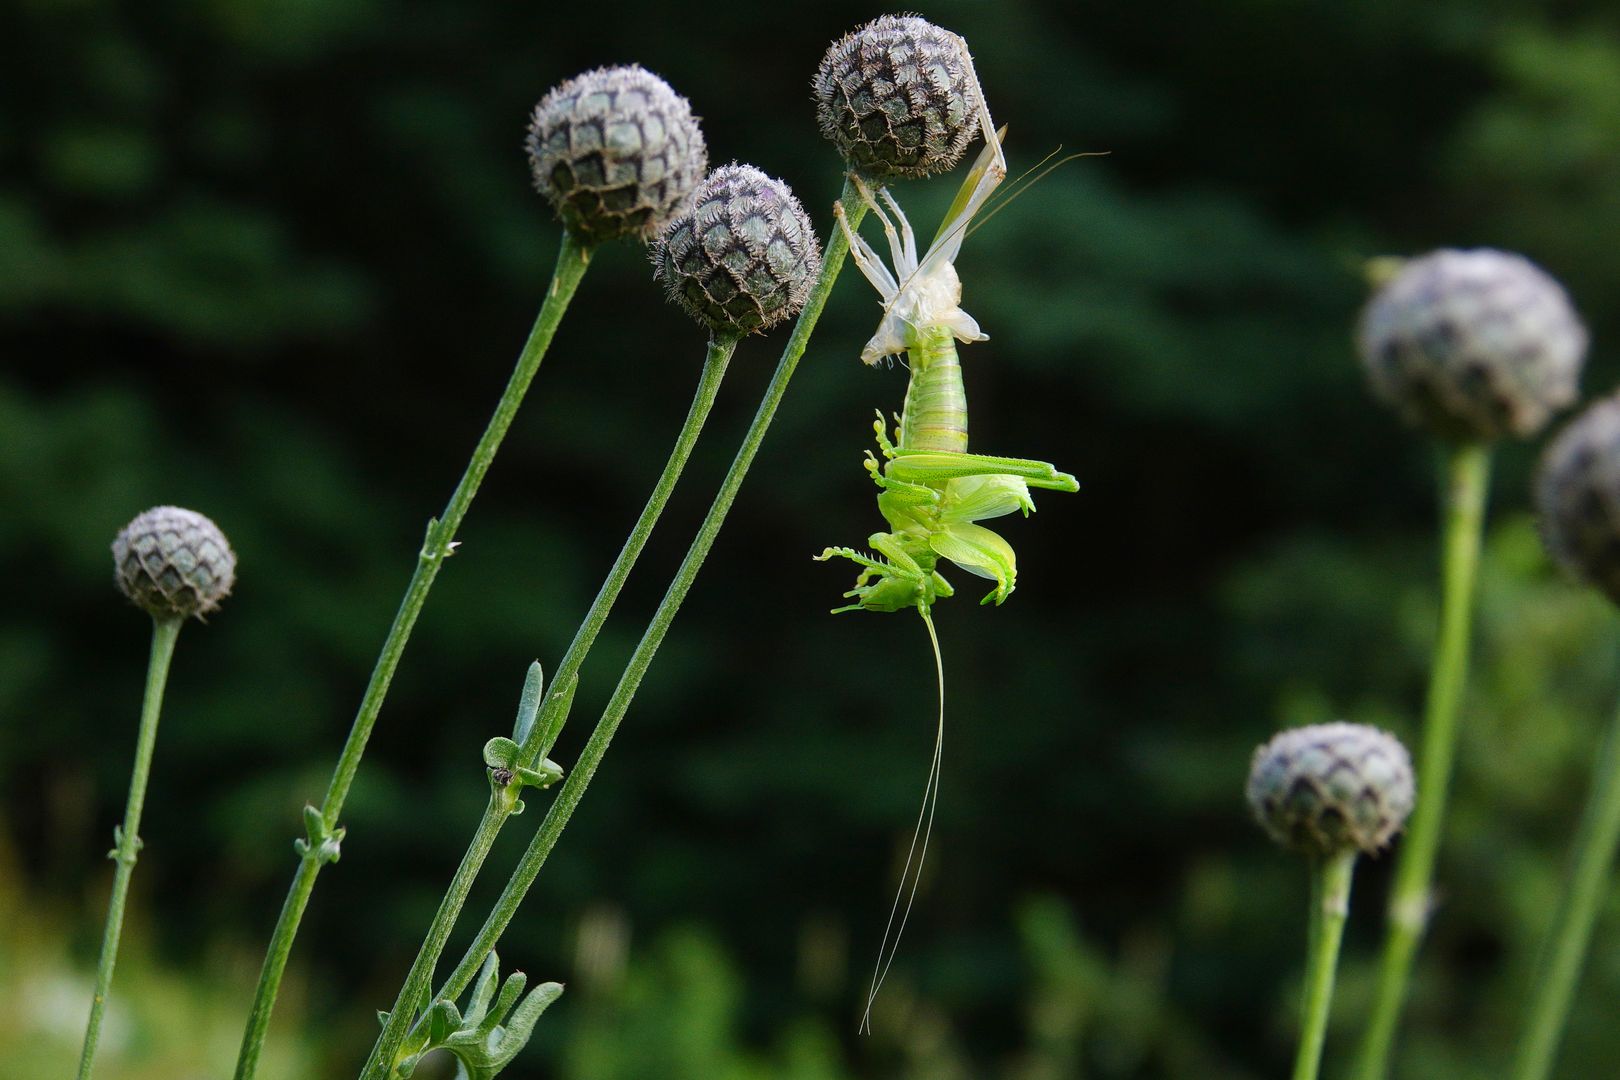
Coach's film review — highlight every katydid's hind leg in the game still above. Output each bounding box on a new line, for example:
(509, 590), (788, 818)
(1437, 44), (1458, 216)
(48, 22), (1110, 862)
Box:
(888, 449), (1079, 491)
(864, 185), (915, 281)
(878, 188), (918, 273)
(835, 199), (899, 300)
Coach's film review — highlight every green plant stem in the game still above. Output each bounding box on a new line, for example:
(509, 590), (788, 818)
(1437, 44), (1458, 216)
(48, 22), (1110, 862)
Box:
(1355, 439), (1491, 1080)
(77, 615), (182, 1080)
(1512, 684), (1620, 1080)
(435, 176), (867, 1006)
(1295, 850), (1358, 1080)
(232, 231), (593, 1080)
(360, 333), (737, 1079)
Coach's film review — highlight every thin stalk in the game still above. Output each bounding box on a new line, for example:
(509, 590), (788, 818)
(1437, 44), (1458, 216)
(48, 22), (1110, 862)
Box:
(1355, 439), (1491, 1080)
(435, 176), (867, 1005)
(1294, 850), (1358, 1080)
(233, 230), (593, 1080)
(1512, 684), (1620, 1080)
(77, 616), (182, 1080)
(360, 334), (737, 1078)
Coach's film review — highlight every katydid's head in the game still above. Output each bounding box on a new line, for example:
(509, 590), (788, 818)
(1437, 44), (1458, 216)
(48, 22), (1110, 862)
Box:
(652, 164), (822, 337)
(814, 16), (984, 182)
(837, 116), (1007, 366)
(113, 506), (236, 622)
(527, 66), (708, 246)
(1247, 723), (1415, 859)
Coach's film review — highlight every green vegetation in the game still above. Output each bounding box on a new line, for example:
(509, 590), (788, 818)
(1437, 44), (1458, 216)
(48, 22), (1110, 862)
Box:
(5, 2), (1620, 1076)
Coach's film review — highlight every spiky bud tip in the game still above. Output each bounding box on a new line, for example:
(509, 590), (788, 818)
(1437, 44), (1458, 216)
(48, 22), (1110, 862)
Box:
(813, 15), (982, 181)
(112, 506), (236, 621)
(1536, 394), (1620, 604)
(653, 164), (822, 336)
(1357, 248), (1587, 442)
(1247, 722), (1414, 858)
(526, 65), (708, 245)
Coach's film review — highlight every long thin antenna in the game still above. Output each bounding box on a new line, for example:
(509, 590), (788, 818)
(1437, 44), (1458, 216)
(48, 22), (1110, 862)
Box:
(860, 605), (946, 1034)
(966, 150), (1110, 239)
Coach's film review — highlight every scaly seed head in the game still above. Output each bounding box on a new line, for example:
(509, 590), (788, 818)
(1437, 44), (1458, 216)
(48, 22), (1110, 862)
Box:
(1357, 248), (1587, 442)
(813, 15), (983, 181)
(112, 506), (236, 621)
(1247, 722), (1415, 858)
(527, 65), (708, 245)
(653, 164), (822, 336)
(1537, 394), (1620, 605)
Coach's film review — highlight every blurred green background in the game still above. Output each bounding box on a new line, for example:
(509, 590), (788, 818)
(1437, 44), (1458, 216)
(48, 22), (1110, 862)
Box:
(5, 1), (1620, 1076)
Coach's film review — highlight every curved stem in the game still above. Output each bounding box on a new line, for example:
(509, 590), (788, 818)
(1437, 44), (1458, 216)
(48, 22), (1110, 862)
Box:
(435, 177), (867, 1005)
(1512, 682), (1620, 1080)
(232, 230), (593, 1080)
(77, 616), (182, 1080)
(1295, 850), (1358, 1080)
(1355, 440), (1491, 1080)
(360, 333), (737, 1079)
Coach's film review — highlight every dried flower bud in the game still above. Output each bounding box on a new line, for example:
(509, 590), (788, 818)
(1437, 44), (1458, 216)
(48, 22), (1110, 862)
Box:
(653, 164), (822, 336)
(1247, 723), (1414, 858)
(813, 15), (982, 180)
(1536, 394), (1620, 604)
(112, 506), (236, 621)
(1357, 249), (1587, 442)
(526, 65), (708, 245)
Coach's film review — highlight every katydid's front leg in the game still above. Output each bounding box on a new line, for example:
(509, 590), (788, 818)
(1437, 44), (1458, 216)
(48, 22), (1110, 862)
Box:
(815, 531), (949, 614)
(888, 449), (1079, 491)
(927, 521), (1018, 605)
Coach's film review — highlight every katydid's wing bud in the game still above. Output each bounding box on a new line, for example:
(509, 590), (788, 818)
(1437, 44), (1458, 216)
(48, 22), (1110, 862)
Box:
(652, 164), (822, 336)
(526, 65), (708, 245)
(813, 15), (982, 180)
(1247, 722), (1414, 858)
(1358, 249), (1587, 442)
(1536, 394), (1620, 604)
(112, 506), (236, 621)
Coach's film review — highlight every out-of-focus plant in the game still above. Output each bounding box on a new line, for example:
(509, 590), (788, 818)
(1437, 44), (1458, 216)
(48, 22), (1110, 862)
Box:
(1248, 723), (1414, 1080)
(78, 507), (235, 1079)
(231, 63), (709, 1080)
(1352, 248), (1588, 1080)
(1511, 393), (1620, 1079)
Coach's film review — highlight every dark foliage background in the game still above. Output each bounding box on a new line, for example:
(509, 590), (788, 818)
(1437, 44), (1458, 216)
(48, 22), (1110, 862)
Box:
(4, 1), (1620, 1076)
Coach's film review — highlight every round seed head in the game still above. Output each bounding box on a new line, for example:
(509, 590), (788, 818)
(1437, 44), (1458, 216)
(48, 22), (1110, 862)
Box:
(1247, 722), (1415, 858)
(526, 65), (708, 245)
(1536, 393), (1620, 604)
(813, 15), (982, 180)
(653, 164), (822, 336)
(112, 506), (236, 621)
(1357, 248), (1587, 442)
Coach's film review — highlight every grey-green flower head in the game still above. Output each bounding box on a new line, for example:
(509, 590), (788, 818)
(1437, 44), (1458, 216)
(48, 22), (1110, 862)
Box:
(1536, 393), (1620, 605)
(813, 15), (982, 180)
(1357, 249), (1587, 442)
(112, 506), (236, 621)
(1247, 722), (1415, 858)
(653, 164), (822, 336)
(526, 65), (708, 245)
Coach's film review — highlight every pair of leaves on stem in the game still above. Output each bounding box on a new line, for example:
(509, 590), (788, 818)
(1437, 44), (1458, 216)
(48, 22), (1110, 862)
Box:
(483, 659), (572, 810)
(383, 951), (562, 1080)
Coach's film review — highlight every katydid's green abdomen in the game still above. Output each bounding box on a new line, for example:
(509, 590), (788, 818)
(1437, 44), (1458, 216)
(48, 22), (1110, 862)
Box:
(901, 325), (969, 454)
